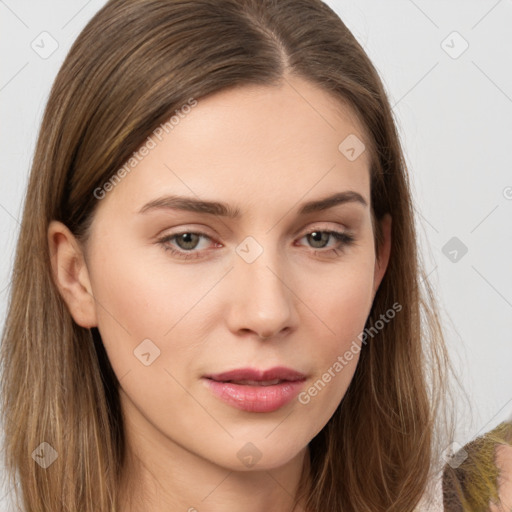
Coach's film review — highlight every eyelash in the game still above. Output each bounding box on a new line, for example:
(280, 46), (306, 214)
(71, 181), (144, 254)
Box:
(157, 228), (356, 260)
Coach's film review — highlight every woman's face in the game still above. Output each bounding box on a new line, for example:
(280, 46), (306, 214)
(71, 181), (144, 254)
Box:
(57, 76), (391, 473)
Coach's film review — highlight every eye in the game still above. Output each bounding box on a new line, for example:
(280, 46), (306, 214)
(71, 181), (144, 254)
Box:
(297, 229), (356, 257)
(157, 228), (356, 260)
(157, 231), (215, 260)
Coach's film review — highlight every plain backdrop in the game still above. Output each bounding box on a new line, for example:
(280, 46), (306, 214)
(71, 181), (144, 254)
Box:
(1, 0), (511, 509)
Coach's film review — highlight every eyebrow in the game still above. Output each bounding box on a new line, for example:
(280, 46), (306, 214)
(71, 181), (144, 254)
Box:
(137, 191), (368, 218)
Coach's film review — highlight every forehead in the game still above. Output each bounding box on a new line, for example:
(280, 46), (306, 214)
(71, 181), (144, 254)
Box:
(96, 76), (372, 217)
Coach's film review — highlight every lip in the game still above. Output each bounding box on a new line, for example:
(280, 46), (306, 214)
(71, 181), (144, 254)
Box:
(202, 366), (307, 413)
(204, 366), (306, 383)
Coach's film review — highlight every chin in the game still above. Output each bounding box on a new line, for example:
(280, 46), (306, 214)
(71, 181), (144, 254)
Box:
(204, 438), (308, 473)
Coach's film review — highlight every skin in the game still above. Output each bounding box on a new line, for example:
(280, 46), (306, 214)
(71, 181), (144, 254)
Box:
(490, 444), (512, 512)
(48, 75), (391, 512)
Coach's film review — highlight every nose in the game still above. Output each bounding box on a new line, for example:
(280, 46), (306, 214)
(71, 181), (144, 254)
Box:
(224, 241), (298, 340)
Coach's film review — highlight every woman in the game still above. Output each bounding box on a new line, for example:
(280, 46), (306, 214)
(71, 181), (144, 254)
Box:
(0, 0), (451, 510)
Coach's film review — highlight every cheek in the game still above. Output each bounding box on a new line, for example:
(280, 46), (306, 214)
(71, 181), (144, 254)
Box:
(87, 244), (211, 437)
(306, 256), (375, 344)
(295, 256), (375, 410)
(86, 235), (198, 377)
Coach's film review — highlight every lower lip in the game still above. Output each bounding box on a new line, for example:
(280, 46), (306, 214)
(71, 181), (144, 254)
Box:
(203, 378), (305, 413)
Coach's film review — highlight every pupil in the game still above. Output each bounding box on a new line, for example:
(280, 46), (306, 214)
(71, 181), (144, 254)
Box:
(309, 231), (328, 248)
(178, 233), (198, 249)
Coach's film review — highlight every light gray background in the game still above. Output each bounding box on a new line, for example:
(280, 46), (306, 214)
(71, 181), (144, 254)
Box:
(1, 1), (511, 509)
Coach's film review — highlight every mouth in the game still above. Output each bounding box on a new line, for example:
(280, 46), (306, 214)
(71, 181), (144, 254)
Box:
(204, 366), (306, 383)
(202, 366), (307, 413)
(212, 378), (287, 386)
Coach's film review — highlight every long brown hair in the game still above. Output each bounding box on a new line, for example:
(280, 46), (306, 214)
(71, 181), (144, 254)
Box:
(0, 0), (451, 510)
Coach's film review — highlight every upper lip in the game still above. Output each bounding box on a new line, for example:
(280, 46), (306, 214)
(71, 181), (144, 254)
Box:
(204, 366), (306, 382)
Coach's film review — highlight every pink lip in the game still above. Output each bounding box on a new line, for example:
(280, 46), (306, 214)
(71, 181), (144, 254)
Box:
(202, 366), (307, 413)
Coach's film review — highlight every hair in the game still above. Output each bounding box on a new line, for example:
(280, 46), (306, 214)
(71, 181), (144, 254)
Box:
(0, 0), (452, 510)
(442, 421), (512, 511)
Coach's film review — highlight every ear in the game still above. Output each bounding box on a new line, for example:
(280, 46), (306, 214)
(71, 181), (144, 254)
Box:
(372, 213), (392, 298)
(47, 220), (97, 328)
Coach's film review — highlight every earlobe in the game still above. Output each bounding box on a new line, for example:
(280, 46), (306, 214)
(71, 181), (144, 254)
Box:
(372, 213), (392, 297)
(47, 220), (97, 328)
